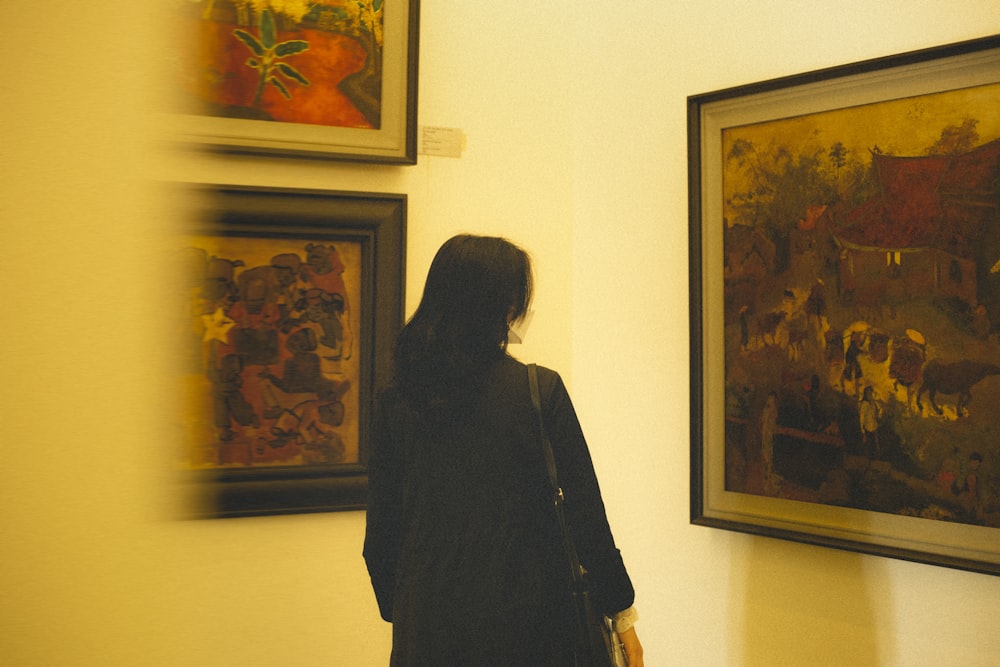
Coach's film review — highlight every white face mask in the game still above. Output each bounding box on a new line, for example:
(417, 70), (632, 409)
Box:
(507, 309), (535, 344)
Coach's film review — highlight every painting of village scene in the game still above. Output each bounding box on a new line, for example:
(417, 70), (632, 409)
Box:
(723, 81), (1000, 530)
(175, 0), (387, 130)
(178, 234), (362, 470)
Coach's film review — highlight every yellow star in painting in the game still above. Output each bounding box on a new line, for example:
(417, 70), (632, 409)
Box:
(201, 307), (236, 343)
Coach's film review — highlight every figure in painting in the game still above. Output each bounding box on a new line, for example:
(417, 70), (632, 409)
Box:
(859, 385), (881, 458)
(761, 391), (780, 495)
(259, 328), (348, 400)
(840, 331), (864, 396)
(299, 243), (353, 360)
(208, 353), (260, 442)
(958, 452), (984, 524)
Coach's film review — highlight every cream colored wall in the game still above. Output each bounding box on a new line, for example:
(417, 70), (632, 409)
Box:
(2, 2), (999, 665)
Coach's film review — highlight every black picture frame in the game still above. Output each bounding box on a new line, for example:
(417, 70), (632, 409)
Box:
(689, 35), (1000, 575)
(180, 185), (405, 517)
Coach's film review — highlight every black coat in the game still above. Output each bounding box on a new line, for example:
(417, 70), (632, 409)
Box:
(364, 356), (634, 666)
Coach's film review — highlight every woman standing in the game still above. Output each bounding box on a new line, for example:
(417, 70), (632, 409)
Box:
(364, 235), (643, 666)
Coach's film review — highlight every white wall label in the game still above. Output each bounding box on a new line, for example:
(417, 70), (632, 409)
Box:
(419, 126), (466, 158)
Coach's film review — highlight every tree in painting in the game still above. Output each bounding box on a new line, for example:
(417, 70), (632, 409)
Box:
(180, 0), (386, 128)
(233, 9), (311, 109)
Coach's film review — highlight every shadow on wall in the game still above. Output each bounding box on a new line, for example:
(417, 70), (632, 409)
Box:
(740, 535), (891, 666)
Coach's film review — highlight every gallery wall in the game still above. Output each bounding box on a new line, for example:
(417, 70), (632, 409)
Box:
(3, 1), (999, 665)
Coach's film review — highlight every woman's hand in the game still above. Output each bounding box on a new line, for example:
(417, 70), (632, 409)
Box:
(619, 627), (644, 666)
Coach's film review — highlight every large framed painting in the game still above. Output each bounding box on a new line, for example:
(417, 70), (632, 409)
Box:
(177, 185), (405, 517)
(689, 35), (1000, 574)
(169, 1), (419, 163)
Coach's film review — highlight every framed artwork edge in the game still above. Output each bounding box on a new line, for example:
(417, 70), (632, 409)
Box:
(179, 184), (406, 518)
(689, 34), (1000, 575)
(167, 0), (420, 165)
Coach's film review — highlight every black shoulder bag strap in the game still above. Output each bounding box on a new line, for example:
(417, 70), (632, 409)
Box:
(527, 363), (581, 576)
(528, 363), (621, 667)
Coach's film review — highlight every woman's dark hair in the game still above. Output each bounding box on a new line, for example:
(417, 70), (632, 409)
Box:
(393, 234), (533, 407)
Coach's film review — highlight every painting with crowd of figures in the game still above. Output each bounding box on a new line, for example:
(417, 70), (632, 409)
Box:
(180, 234), (362, 470)
(690, 36), (1000, 574)
(176, 186), (405, 517)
